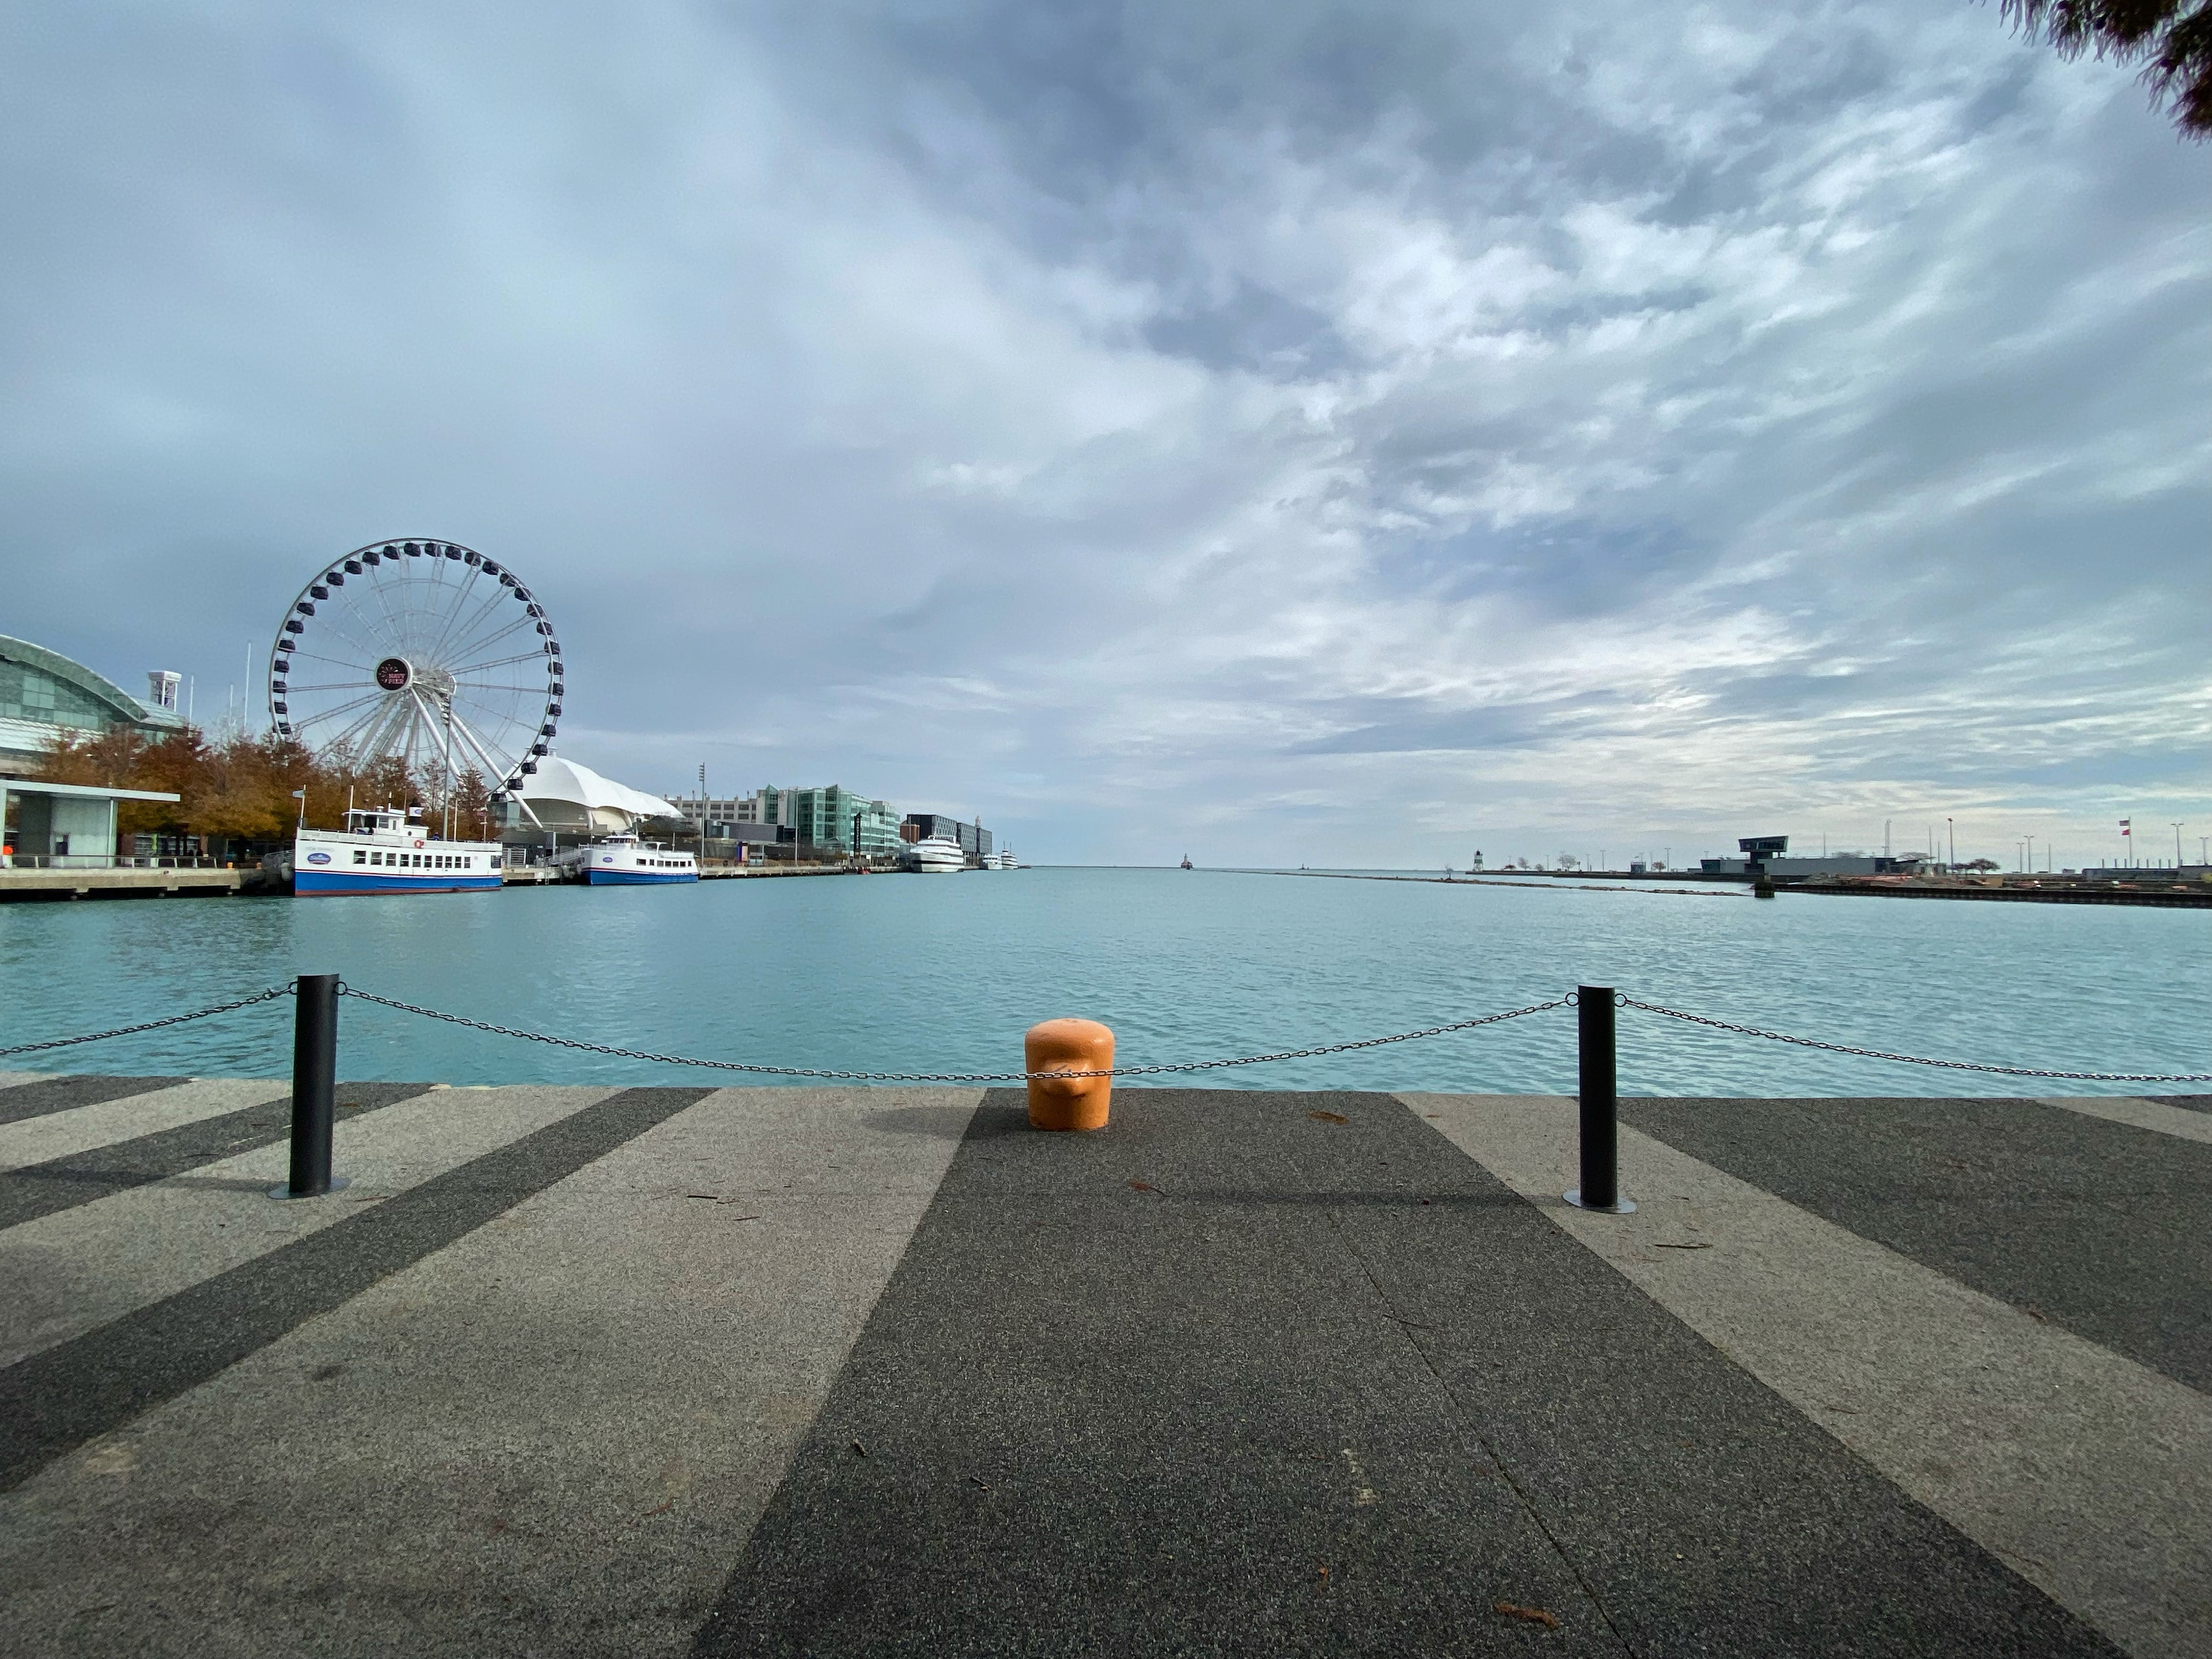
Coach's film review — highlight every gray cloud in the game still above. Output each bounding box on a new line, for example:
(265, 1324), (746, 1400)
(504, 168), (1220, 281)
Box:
(1, 0), (2204, 869)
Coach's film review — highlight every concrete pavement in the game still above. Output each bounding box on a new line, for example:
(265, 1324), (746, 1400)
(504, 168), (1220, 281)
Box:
(0, 1075), (2200, 1657)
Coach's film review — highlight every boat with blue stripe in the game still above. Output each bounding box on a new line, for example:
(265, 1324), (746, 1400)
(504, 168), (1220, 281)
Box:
(286, 808), (503, 896)
(559, 832), (698, 885)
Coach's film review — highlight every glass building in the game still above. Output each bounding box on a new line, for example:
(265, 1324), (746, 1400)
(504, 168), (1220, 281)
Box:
(741, 785), (903, 857)
(0, 635), (185, 775)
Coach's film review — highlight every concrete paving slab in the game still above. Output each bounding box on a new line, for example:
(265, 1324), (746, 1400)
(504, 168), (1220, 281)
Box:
(0, 1081), (434, 1232)
(0, 1086), (717, 1493)
(1611, 1095), (2212, 1392)
(0, 1074), (192, 1128)
(0, 1078), (284, 1173)
(2039, 1095), (2212, 1145)
(698, 1089), (2112, 1659)
(2149, 1096), (2211, 1115)
(1410, 1092), (2211, 1659)
(0, 1084), (615, 1370)
(0, 1086), (979, 1659)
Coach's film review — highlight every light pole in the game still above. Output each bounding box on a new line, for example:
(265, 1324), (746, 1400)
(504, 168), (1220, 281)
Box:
(2173, 822), (2185, 870)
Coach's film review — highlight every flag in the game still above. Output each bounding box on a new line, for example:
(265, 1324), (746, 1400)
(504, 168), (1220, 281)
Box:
(2120, 819), (2131, 835)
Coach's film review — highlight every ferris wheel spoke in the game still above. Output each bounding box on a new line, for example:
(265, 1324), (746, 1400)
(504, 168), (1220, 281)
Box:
(445, 612), (536, 668)
(315, 695), (402, 756)
(353, 696), (414, 760)
(351, 566), (408, 646)
(447, 647), (552, 680)
(287, 688), (388, 734)
(396, 570), (460, 660)
(408, 689), (460, 789)
(446, 705), (524, 786)
(331, 589), (400, 660)
(281, 645), (376, 675)
(441, 580), (522, 651)
(426, 574), (501, 665)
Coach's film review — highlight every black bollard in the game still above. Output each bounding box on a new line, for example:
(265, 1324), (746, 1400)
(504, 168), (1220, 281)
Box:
(1565, 984), (1635, 1214)
(272, 974), (347, 1199)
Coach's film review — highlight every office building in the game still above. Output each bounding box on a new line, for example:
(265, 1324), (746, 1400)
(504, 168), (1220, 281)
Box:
(903, 813), (992, 859)
(706, 785), (903, 857)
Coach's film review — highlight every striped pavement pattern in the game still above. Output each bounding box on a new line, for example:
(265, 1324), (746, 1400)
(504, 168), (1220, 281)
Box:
(0, 1074), (2203, 1657)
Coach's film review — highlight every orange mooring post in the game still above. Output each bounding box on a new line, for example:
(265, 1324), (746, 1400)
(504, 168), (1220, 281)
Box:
(1024, 1018), (1115, 1131)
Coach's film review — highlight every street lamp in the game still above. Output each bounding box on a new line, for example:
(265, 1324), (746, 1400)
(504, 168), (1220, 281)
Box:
(2173, 821), (2186, 870)
(1946, 817), (1953, 870)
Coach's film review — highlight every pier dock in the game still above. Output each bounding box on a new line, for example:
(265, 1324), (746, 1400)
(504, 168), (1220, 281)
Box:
(0, 865), (271, 902)
(1, 1078), (2203, 1656)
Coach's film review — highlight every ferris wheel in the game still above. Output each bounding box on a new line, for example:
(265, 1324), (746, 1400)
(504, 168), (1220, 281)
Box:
(267, 539), (560, 797)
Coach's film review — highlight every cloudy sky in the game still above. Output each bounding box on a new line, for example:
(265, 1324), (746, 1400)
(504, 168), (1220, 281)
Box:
(3, 1), (2205, 868)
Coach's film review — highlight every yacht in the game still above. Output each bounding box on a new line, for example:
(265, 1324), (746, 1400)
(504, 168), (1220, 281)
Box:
(905, 836), (967, 874)
(558, 833), (698, 885)
(287, 808), (502, 896)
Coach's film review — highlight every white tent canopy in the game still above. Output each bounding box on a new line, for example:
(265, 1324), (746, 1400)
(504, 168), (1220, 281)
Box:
(509, 756), (680, 834)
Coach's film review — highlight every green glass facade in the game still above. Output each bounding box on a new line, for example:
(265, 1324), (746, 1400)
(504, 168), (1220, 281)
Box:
(755, 785), (902, 857)
(0, 638), (145, 733)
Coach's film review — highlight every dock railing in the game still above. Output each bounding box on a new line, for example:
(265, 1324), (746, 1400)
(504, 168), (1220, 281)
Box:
(4, 979), (2205, 1209)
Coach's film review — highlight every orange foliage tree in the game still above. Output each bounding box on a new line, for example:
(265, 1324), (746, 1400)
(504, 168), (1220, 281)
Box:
(33, 725), (454, 846)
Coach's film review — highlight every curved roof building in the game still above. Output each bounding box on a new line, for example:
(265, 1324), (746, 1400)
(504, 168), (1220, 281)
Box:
(0, 635), (184, 776)
(509, 755), (681, 835)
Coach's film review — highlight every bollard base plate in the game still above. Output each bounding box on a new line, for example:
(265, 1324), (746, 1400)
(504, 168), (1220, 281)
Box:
(1563, 1189), (1635, 1214)
(268, 1176), (350, 1201)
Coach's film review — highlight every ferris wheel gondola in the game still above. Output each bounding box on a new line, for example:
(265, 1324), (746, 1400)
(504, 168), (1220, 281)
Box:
(267, 539), (560, 800)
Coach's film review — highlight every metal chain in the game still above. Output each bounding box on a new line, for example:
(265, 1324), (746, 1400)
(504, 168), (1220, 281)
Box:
(12, 978), (2194, 1088)
(335, 983), (1570, 1082)
(1622, 997), (2211, 1084)
(0, 985), (294, 1060)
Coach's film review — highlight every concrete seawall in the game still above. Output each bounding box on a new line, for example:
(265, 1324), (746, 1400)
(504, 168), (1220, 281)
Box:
(1, 1077), (2205, 1656)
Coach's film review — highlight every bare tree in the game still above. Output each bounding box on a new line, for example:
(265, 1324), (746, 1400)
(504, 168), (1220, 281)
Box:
(2000, 1), (2211, 136)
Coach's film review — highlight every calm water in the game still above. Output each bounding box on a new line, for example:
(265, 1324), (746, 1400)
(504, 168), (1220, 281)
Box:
(1, 869), (2203, 1095)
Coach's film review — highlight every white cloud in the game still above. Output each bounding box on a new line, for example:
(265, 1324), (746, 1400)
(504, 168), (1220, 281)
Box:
(0, 0), (2203, 868)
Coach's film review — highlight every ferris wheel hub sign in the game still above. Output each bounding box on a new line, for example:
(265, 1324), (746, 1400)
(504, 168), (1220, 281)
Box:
(375, 657), (412, 691)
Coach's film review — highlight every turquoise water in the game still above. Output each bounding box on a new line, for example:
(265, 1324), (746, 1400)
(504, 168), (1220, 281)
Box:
(1, 869), (2203, 1095)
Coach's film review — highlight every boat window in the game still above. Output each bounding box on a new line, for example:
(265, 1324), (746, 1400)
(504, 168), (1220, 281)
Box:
(353, 851), (366, 865)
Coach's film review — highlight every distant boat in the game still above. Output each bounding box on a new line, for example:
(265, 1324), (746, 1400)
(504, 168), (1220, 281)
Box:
(558, 832), (698, 885)
(905, 836), (966, 874)
(287, 807), (501, 896)
(1180, 854), (1194, 869)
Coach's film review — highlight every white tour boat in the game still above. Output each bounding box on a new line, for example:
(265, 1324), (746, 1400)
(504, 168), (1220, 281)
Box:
(289, 808), (502, 896)
(558, 832), (698, 885)
(905, 835), (967, 874)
